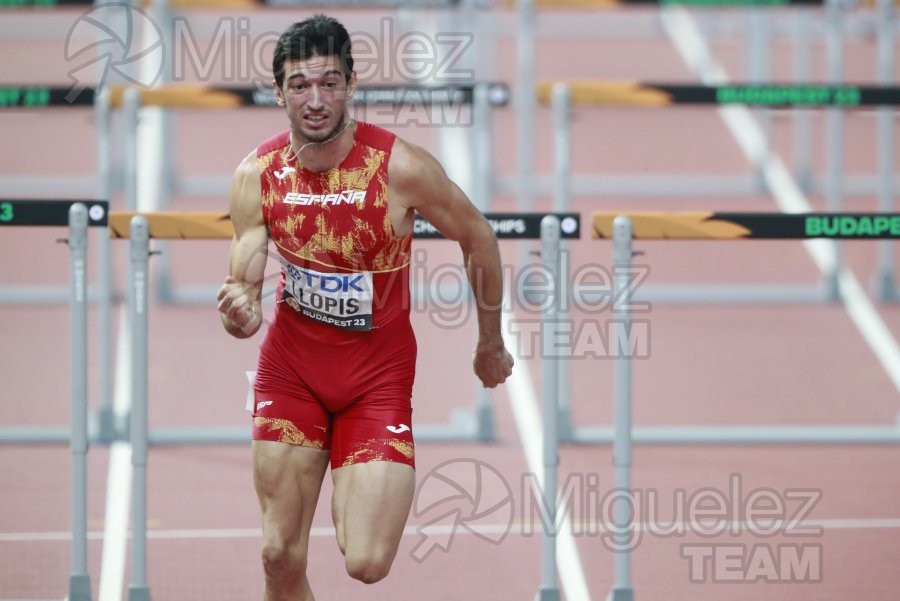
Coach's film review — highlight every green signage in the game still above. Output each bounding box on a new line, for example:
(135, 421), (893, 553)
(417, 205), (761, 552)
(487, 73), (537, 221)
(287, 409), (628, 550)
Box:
(805, 215), (900, 238)
(662, 0), (788, 5)
(0, 87), (51, 108)
(0, 202), (12, 223)
(717, 86), (861, 106)
(0, 0), (57, 6)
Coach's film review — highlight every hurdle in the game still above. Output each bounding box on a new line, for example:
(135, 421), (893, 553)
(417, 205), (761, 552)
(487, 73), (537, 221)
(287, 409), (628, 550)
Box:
(545, 80), (900, 305)
(104, 210), (577, 600)
(511, 0), (898, 207)
(571, 211), (900, 601)
(0, 86), (104, 304)
(0, 204), (576, 598)
(106, 209), (579, 447)
(1, 78), (510, 449)
(0, 200), (108, 601)
(0, 85), (123, 441)
(567, 210), (900, 445)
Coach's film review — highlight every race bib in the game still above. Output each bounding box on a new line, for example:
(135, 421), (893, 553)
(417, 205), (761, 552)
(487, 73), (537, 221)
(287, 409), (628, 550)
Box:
(281, 261), (373, 331)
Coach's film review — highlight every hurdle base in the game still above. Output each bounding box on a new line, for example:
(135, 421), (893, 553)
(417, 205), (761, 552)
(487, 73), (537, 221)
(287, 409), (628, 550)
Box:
(874, 271), (900, 303)
(557, 407), (577, 444)
(415, 408), (495, 443)
(128, 585), (151, 601)
(0, 427), (70, 444)
(148, 426), (250, 446)
(570, 425), (900, 445)
(67, 573), (92, 601)
(94, 406), (119, 444)
(535, 586), (561, 601)
(625, 283), (831, 305)
(607, 585), (635, 601)
(0, 286), (109, 306)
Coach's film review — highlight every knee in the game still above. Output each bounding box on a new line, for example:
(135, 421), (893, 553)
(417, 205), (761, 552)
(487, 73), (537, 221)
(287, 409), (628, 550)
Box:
(345, 549), (393, 585)
(261, 542), (308, 582)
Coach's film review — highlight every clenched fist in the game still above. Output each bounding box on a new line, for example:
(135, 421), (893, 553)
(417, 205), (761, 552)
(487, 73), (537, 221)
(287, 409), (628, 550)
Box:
(473, 338), (514, 388)
(217, 275), (262, 338)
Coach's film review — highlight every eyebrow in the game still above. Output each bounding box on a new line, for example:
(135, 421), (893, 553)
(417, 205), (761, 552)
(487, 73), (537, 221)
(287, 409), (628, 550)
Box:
(286, 68), (344, 83)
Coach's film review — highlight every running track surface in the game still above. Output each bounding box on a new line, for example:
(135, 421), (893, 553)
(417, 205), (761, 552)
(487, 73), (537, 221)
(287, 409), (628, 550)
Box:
(1, 6), (900, 601)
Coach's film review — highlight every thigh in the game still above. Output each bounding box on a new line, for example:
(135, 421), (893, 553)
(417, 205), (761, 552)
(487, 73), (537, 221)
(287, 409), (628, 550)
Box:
(253, 440), (330, 549)
(331, 460), (415, 561)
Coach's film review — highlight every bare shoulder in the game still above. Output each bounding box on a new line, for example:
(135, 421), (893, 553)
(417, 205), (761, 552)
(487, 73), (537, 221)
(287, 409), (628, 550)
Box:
(229, 150), (263, 233)
(388, 138), (453, 210)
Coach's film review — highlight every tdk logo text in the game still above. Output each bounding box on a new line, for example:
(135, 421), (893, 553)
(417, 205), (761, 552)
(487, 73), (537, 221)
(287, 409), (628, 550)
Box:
(284, 264), (368, 293)
(284, 190), (367, 206)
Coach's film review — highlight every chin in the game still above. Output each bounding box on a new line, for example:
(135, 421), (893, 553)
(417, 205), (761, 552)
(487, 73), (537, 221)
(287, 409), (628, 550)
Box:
(298, 119), (341, 143)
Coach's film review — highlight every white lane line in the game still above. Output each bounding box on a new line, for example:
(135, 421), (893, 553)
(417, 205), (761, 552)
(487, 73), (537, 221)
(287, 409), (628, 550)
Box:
(98, 310), (132, 601)
(503, 308), (592, 601)
(6, 517), (900, 543)
(661, 6), (900, 394)
(97, 28), (167, 601)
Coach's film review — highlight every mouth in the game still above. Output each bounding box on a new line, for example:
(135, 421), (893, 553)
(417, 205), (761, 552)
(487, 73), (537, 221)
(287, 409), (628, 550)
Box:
(303, 114), (329, 128)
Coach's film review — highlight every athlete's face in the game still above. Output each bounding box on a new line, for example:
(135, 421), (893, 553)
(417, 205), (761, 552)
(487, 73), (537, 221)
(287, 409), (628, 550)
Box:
(276, 54), (356, 144)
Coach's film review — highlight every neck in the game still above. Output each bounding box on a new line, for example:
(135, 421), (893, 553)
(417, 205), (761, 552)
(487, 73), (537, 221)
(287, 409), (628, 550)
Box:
(291, 119), (356, 172)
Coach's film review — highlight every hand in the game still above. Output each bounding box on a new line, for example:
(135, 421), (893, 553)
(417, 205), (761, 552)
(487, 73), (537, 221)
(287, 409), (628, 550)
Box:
(217, 275), (262, 336)
(473, 339), (514, 388)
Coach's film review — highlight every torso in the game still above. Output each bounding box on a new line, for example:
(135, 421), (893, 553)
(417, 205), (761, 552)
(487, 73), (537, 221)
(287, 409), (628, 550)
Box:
(256, 122), (413, 339)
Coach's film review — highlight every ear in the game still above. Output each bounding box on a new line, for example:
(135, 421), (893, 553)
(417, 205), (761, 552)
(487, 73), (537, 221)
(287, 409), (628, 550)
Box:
(346, 71), (357, 100)
(272, 80), (285, 107)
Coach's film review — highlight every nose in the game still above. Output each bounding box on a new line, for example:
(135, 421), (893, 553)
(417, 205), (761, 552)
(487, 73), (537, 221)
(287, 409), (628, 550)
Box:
(307, 85), (324, 110)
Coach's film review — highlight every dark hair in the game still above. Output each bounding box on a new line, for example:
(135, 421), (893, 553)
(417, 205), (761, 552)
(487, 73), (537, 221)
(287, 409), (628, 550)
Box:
(273, 15), (354, 89)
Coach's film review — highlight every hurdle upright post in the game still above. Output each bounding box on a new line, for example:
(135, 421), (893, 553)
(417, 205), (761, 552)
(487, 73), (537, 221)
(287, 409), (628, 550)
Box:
(94, 86), (117, 442)
(874, 0), (897, 301)
(123, 88), (141, 212)
(608, 216), (634, 601)
(823, 0), (845, 301)
(473, 83), (497, 441)
(551, 83), (575, 443)
(792, 8), (814, 191)
(517, 0), (536, 215)
(68, 203), (93, 601)
(128, 215), (152, 601)
(747, 5), (772, 194)
(517, 0), (538, 272)
(537, 215), (561, 601)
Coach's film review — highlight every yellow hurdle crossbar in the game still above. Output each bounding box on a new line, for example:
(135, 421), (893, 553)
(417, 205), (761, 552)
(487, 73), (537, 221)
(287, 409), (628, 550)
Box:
(109, 211), (234, 239)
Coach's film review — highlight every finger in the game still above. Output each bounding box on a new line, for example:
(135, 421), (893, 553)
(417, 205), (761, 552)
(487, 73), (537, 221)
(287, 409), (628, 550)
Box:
(227, 295), (251, 322)
(217, 286), (238, 313)
(216, 284), (232, 302)
(217, 278), (245, 302)
(218, 287), (247, 318)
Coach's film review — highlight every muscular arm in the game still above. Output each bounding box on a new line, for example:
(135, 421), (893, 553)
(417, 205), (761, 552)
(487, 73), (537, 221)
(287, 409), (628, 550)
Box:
(389, 140), (513, 387)
(218, 151), (268, 339)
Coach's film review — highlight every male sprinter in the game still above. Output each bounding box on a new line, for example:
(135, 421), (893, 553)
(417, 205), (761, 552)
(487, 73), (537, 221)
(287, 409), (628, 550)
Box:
(216, 14), (514, 600)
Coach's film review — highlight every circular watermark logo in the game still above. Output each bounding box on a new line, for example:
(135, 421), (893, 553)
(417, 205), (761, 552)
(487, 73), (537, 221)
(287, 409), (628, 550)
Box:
(65, 3), (165, 101)
(410, 458), (514, 562)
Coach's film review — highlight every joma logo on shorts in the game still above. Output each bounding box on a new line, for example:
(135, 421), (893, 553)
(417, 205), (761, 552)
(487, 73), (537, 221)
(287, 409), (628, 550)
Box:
(283, 190), (366, 206)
